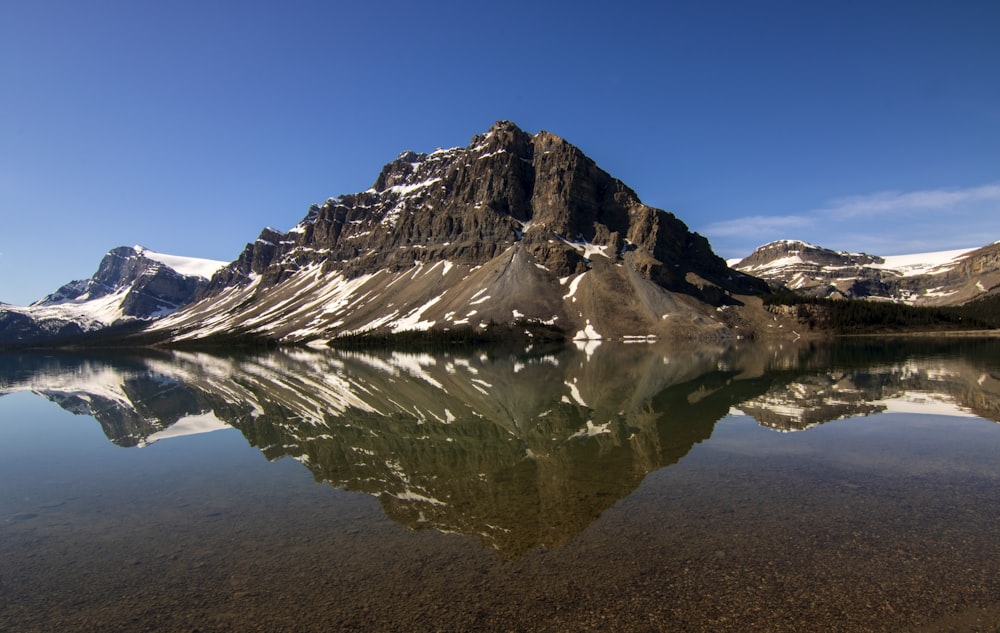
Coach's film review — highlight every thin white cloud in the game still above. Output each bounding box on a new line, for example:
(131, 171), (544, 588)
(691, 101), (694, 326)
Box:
(821, 184), (1000, 219)
(702, 214), (814, 238)
(702, 182), (1000, 259)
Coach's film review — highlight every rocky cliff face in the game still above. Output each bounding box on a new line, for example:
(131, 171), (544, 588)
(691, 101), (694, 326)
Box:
(155, 121), (772, 345)
(916, 241), (1000, 305)
(732, 240), (1000, 306)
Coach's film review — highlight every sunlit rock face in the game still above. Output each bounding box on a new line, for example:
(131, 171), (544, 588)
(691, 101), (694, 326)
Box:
(4, 339), (1000, 557)
(152, 121), (771, 345)
(732, 240), (1000, 306)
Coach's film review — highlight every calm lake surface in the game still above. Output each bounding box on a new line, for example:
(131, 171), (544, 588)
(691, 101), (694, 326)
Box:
(2, 339), (1000, 632)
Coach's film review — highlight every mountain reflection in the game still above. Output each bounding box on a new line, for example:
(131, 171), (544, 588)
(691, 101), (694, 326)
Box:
(2, 339), (999, 556)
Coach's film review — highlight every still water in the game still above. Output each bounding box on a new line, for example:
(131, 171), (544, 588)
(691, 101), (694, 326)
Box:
(2, 339), (1000, 632)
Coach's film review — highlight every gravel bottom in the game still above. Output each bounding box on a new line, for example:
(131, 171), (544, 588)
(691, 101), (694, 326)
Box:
(4, 427), (1000, 632)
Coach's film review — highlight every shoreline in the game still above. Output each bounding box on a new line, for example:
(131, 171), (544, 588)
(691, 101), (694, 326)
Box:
(838, 329), (1000, 338)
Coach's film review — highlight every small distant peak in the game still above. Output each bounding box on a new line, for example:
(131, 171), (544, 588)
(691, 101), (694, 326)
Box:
(395, 150), (421, 162)
(372, 149), (429, 192)
(760, 239), (821, 251)
(489, 120), (523, 134)
(532, 128), (562, 140)
(531, 128), (578, 155)
(472, 120), (529, 143)
(254, 227), (284, 247)
(105, 245), (146, 259)
(469, 120), (534, 157)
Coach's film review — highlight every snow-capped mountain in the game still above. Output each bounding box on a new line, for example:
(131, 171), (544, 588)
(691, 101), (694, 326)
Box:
(0, 246), (227, 346)
(730, 240), (1000, 305)
(149, 121), (775, 346)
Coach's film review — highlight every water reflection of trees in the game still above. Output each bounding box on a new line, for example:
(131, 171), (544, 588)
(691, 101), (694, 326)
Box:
(2, 338), (999, 556)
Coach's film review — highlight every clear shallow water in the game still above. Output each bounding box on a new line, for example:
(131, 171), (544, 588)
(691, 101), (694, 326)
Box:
(2, 340), (1000, 632)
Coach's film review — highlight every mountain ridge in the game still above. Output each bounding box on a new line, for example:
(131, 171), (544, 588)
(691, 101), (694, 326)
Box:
(6, 122), (997, 348)
(731, 239), (1000, 305)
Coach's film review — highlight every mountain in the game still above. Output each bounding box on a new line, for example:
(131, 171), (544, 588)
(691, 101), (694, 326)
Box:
(730, 239), (1000, 305)
(149, 121), (777, 346)
(0, 246), (227, 346)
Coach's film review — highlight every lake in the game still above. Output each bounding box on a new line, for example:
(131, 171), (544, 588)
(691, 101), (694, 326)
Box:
(2, 339), (1000, 632)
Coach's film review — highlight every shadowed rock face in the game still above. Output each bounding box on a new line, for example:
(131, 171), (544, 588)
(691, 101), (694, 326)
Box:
(733, 240), (1000, 305)
(4, 339), (1000, 556)
(155, 121), (771, 344)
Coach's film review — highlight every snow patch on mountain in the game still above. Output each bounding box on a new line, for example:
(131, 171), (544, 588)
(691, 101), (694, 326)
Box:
(8, 288), (131, 330)
(873, 248), (976, 277)
(135, 246), (228, 280)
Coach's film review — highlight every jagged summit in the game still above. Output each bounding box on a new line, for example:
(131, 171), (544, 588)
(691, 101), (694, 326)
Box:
(208, 121), (753, 288)
(153, 121), (774, 345)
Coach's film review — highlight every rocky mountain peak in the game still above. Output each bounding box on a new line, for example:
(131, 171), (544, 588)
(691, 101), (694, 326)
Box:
(1, 246), (226, 346)
(156, 122), (779, 345)
(38, 246), (168, 307)
(736, 240), (883, 270)
(476, 119), (533, 147)
(33, 245), (217, 318)
(372, 150), (426, 192)
(216, 122), (761, 293)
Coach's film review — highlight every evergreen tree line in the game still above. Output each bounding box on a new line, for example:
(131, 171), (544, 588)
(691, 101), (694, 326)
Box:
(328, 320), (566, 352)
(765, 290), (1000, 333)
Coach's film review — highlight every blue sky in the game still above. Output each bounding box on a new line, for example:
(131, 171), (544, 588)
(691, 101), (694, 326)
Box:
(2, 0), (998, 305)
